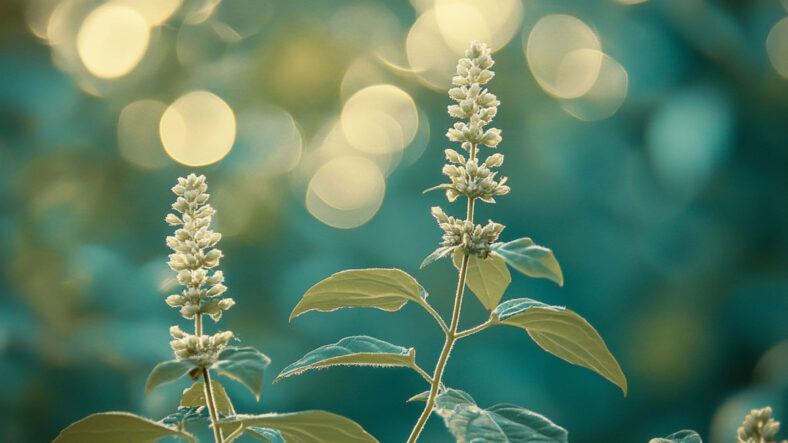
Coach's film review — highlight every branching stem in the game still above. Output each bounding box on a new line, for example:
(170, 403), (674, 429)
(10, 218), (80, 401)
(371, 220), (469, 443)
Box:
(419, 301), (449, 334)
(455, 317), (495, 339)
(407, 145), (478, 443)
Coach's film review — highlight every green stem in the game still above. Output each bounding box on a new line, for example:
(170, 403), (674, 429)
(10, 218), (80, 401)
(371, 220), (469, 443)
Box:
(455, 317), (495, 339)
(419, 301), (449, 334)
(408, 145), (478, 443)
(203, 369), (224, 443)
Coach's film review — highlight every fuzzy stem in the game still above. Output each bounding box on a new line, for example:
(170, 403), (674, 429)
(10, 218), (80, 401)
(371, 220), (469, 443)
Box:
(407, 147), (477, 443)
(203, 369), (224, 443)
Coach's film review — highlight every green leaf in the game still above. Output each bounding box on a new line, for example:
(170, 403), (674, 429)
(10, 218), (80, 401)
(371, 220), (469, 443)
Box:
(160, 407), (210, 427)
(145, 359), (197, 393)
(246, 428), (285, 443)
(453, 251), (511, 311)
(494, 298), (627, 395)
(407, 391), (430, 403)
(434, 389), (568, 443)
(218, 411), (379, 443)
(212, 346), (271, 400)
(492, 238), (563, 286)
(54, 412), (195, 443)
(180, 380), (234, 415)
(420, 246), (453, 269)
(275, 336), (416, 383)
(290, 268), (427, 320)
(650, 430), (703, 443)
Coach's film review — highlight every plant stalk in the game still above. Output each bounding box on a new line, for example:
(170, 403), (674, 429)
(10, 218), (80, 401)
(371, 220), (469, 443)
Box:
(196, 313), (223, 443)
(407, 147), (478, 443)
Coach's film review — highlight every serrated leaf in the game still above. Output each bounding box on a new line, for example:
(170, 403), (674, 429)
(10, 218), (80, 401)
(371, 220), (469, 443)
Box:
(275, 336), (416, 383)
(650, 430), (702, 443)
(434, 389), (568, 443)
(420, 246), (453, 269)
(492, 238), (563, 286)
(453, 251), (511, 311)
(145, 359), (197, 393)
(180, 380), (234, 415)
(246, 427), (285, 443)
(290, 269), (427, 320)
(212, 346), (271, 400)
(495, 299), (627, 395)
(54, 412), (195, 443)
(218, 411), (378, 443)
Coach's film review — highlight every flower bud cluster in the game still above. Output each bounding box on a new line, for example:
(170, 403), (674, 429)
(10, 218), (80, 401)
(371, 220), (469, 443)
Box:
(431, 207), (504, 258)
(165, 174), (234, 322)
(441, 149), (510, 203)
(165, 174), (234, 366)
(737, 407), (784, 443)
(446, 41), (501, 150)
(169, 326), (233, 367)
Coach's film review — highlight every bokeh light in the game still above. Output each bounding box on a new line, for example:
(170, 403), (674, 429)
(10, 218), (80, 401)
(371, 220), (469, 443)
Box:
(766, 17), (788, 78)
(559, 51), (628, 121)
(113, 0), (182, 26)
(160, 91), (236, 167)
(306, 156), (386, 229)
(76, 4), (150, 79)
(117, 99), (169, 169)
(341, 85), (419, 155)
(434, 0), (523, 53)
(227, 105), (303, 177)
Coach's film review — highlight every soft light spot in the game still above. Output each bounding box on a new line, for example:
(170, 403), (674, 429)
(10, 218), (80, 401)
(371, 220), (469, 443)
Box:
(306, 156), (386, 229)
(434, 0), (523, 53)
(228, 105), (303, 176)
(113, 0), (182, 26)
(406, 9), (458, 90)
(76, 4), (150, 79)
(526, 14), (602, 98)
(26, 0), (61, 40)
(118, 99), (169, 169)
(766, 17), (788, 78)
(341, 85), (419, 155)
(160, 91), (236, 167)
(559, 51), (628, 121)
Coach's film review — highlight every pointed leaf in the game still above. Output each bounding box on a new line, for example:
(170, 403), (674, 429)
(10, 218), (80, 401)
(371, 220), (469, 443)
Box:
(495, 299), (627, 395)
(212, 346), (271, 400)
(218, 411), (378, 443)
(407, 391), (430, 403)
(453, 251), (511, 311)
(246, 427), (285, 443)
(650, 430), (702, 443)
(275, 336), (416, 382)
(434, 389), (568, 443)
(181, 380), (234, 415)
(54, 412), (195, 443)
(291, 269), (427, 320)
(160, 407), (210, 427)
(492, 238), (563, 286)
(145, 359), (197, 393)
(420, 246), (453, 269)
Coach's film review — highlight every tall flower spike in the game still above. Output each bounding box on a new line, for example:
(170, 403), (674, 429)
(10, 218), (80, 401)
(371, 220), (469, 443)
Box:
(165, 174), (234, 366)
(425, 41), (507, 261)
(737, 407), (786, 443)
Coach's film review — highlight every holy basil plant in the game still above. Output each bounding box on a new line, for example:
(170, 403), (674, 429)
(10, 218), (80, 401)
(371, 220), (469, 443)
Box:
(279, 42), (627, 443)
(54, 174), (377, 443)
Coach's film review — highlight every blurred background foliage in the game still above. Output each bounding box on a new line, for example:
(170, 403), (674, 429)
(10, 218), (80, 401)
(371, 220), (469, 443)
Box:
(0, 0), (787, 441)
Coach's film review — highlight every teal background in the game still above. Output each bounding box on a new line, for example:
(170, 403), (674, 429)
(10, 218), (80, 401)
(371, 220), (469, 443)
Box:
(0, 0), (787, 442)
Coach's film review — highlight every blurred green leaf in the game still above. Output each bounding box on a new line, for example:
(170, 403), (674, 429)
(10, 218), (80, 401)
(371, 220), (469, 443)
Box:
(218, 411), (379, 442)
(180, 380), (234, 415)
(494, 298), (627, 395)
(275, 336), (416, 382)
(213, 346), (271, 400)
(453, 251), (511, 310)
(492, 238), (563, 286)
(160, 407), (210, 427)
(145, 359), (197, 393)
(54, 412), (194, 443)
(434, 389), (568, 443)
(290, 269), (427, 320)
(650, 430), (703, 443)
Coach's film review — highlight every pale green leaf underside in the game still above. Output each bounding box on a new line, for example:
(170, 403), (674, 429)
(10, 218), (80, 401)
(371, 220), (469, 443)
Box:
(495, 298), (627, 395)
(218, 411), (379, 443)
(246, 427), (286, 443)
(180, 380), (234, 415)
(420, 246), (453, 269)
(290, 268), (427, 320)
(275, 336), (416, 383)
(145, 359), (197, 393)
(453, 251), (511, 311)
(54, 412), (194, 443)
(212, 346), (271, 401)
(434, 389), (568, 443)
(650, 430), (703, 443)
(492, 238), (563, 286)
